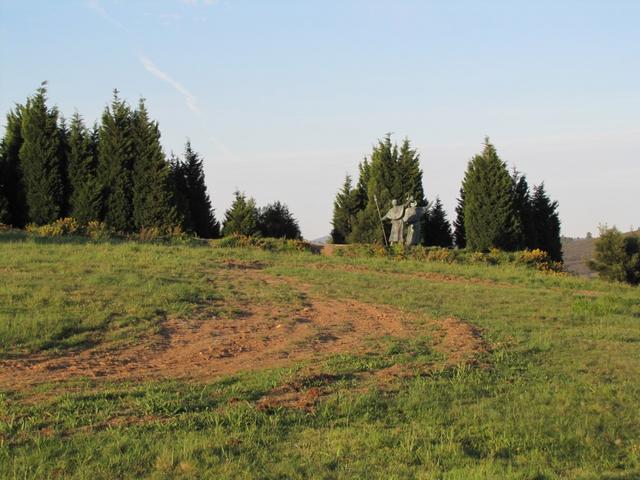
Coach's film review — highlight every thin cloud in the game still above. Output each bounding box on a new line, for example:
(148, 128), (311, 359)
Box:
(139, 56), (199, 114)
(179, 0), (220, 6)
(87, 0), (126, 30)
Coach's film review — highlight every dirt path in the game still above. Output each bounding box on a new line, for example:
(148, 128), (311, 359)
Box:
(1, 270), (490, 390)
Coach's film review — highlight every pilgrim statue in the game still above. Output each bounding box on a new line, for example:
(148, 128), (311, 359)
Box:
(382, 199), (406, 245)
(403, 200), (427, 246)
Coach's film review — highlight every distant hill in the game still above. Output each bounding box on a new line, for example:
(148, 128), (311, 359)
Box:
(562, 236), (597, 277)
(309, 235), (331, 245)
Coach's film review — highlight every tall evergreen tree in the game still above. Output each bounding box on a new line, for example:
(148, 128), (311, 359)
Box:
(67, 112), (101, 223)
(462, 138), (519, 251)
(169, 154), (193, 232)
(452, 187), (466, 248)
(530, 183), (562, 261)
(131, 99), (177, 230)
(511, 168), (536, 249)
(396, 138), (426, 206)
(181, 141), (219, 238)
(331, 174), (357, 244)
(1, 108), (25, 226)
(423, 197), (453, 247)
(258, 201), (301, 239)
(97, 91), (135, 232)
(222, 191), (259, 237)
(19, 83), (65, 225)
(353, 158), (370, 211)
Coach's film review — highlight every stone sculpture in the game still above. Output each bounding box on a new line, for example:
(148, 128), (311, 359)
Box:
(381, 198), (426, 246)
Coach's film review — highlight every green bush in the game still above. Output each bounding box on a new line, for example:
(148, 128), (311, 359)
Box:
(589, 227), (640, 285)
(214, 234), (314, 253)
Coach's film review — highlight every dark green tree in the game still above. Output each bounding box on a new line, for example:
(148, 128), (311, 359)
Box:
(181, 141), (219, 238)
(353, 159), (370, 211)
(67, 112), (101, 223)
(423, 197), (453, 247)
(530, 183), (562, 261)
(331, 174), (357, 244)
(222, 191), (259, 237)
(258, 201), (301, 239)
(168, 153), (193, 232)
(452, 187), (466, 248)
(19, 83), (65, 225)
(131, 99), (177, 230)
(396, 138), (426, 206)
(462, 138), (519, 251)
(0, 106), (27, 226)
(511, 168), (536, 250)
(589, 227), (640, 285)
(97, 91), (135, 232)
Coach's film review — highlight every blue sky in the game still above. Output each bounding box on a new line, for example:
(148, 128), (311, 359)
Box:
(1, 0), (638, 239)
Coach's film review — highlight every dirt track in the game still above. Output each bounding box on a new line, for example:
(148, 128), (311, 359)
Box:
(1, 271), (490, 390)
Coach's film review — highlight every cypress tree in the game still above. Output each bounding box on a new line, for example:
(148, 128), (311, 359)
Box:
(462, 138), (519, 251)
(452, 187), (466, 248)
(222, 191), (259, 237)
(353, 158), (370, 211)
(182, 141), (219, 238)
(67, 113), (102, 223)
(97, 91), (135, 232)
(423, 197), (453, 247)
(258, 201), (301, 239)
(19, 83), (65, 225)
(531, 183), (562, 261)
(131, 99), (177, 230)
(331, 174), (357, 244)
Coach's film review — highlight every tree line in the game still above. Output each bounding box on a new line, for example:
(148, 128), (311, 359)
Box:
(331, 136), (562, 261)
(0, 84), (301, 239)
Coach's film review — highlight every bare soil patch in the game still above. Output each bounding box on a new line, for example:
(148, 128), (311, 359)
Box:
(1, 271), (490, 392)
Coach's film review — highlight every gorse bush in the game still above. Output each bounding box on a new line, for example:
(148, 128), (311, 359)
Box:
(26, 217), (81, 237)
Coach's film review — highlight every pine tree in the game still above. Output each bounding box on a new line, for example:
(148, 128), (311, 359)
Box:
(511, 168), (536, 249)
(452, 187), (466, 248)
(131, 99), (177, 230)
(353, 158), (370, 211)
(67, 113), (101, 223)
(258, 201), (301, 239)
(97, 91), (135, 232)
(182, 141), (219, 238)
(19, 83), (65, 225)
(462, 138), (519, 251)
(423, 197), (453, 247)
(169, 154), (194, 232)
(331, 174), (357, 244)
(222, 191), (259, 237)
(57, 116), (70, 217)
(396, 138), (426, 206)
(531, 183), (562, 261)
(0, 107), (27, 226)
(0, 192), (8, 224)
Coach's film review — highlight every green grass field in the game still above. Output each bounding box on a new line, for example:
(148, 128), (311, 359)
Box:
(1, 230), (639, 479)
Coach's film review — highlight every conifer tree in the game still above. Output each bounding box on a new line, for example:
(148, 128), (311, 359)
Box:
(97, 91), (135, 232)
(452, 187), (466, 248)
(462, 138), (519, 251)
(353, 158), (370, 211)
(423, 197), (453, 247)
(131, 99), (177, 230)
(331, 174), (357, 244)
(511, 169), (536, 249)
(181, 141), (219, 238)
(0, 192), (8, 224)
(531, 183), (562, 261)
(222, 191), (259, 236)
(168, 154), (193, 232)
(19, 83), (65, 225)
(67, 113), (101, 223)
(258, 201), (301, 239)
(396, 138), (426, 206)
(0, 107), (27, 226)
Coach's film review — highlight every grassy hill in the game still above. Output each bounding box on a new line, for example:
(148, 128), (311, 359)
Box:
(1, 231), (639, 479)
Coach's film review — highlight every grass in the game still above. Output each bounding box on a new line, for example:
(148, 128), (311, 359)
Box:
(1, 230), (639, 479)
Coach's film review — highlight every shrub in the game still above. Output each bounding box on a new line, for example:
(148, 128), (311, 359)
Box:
(517, 248), (564, 273)
(26, 217), (81, 237)
(214, 234), (314, 253)
(588, 227), (640, 285)
(85, 221), (111, 240)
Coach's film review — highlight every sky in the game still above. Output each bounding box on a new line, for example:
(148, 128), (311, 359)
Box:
(1, 0), (638, 240)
